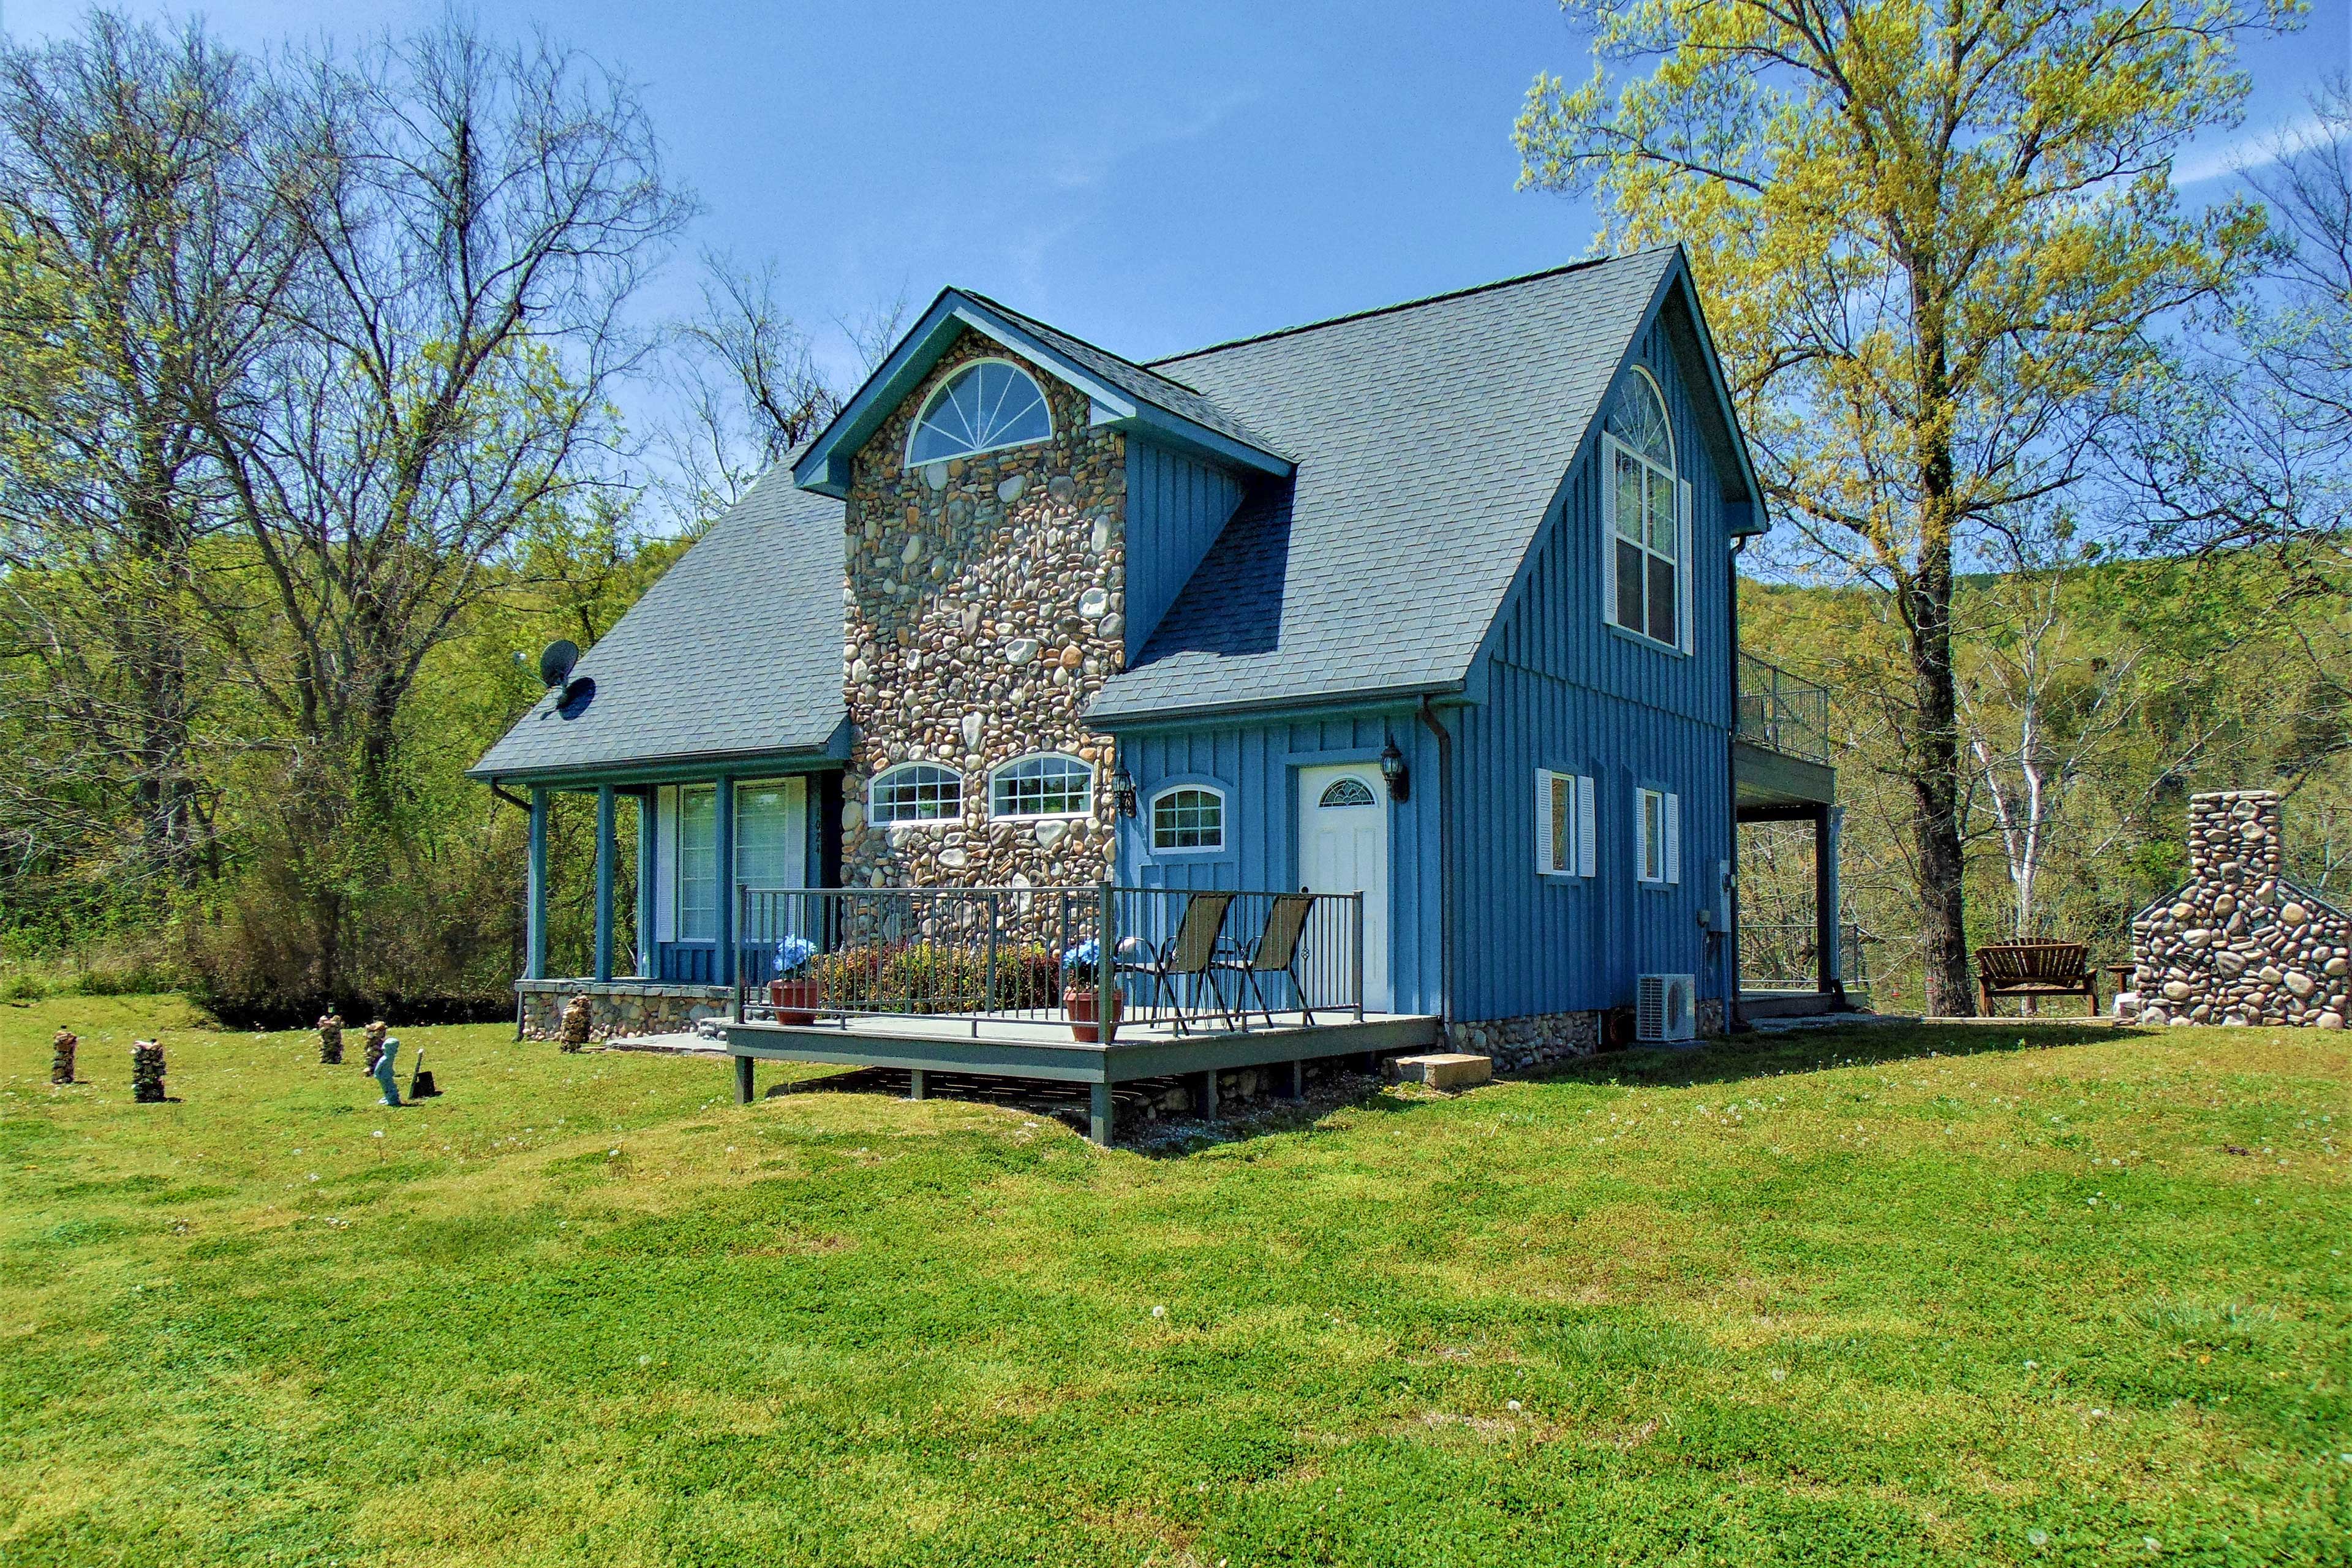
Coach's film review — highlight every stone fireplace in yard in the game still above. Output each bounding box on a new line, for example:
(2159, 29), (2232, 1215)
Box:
(2125, 790), (2350, 1029)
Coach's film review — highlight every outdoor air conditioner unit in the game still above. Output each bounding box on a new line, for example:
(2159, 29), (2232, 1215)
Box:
(1635, 973), (1697, 1044)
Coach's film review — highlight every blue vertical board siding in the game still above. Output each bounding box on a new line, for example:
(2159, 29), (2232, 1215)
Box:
(1110, 710), (1444, 1016)
(1452, 309), (1733, 1019)
(1123, 438), (1245, 659)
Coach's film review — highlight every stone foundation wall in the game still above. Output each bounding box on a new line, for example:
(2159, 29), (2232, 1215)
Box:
(1447, 1010), (1604, 1070)
(517, 981), (732, 1042)
(839, 331), (1125, 900)
(2127, 790), (2350, 1029)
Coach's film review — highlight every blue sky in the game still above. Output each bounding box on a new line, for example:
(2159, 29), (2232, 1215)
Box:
(6, 0), (2347, 393)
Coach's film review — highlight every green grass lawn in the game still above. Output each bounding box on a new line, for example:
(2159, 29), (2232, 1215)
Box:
(1, 997), (2346, 1566)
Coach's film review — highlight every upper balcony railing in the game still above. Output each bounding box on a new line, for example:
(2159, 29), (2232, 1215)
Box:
(1736, 650), (1834, 764)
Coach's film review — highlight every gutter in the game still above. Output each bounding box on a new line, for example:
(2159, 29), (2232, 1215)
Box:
(1088, 678), (1467, 732)
(1415, 696), (1457, 1040)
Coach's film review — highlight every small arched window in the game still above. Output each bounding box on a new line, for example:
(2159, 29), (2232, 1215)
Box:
(990, 753), (1093, 820)
(1602, 366), (1687, 652)
(869, 763), (961, 825)
(908, 359), (1054, 466)
(1318, 778), (1377, 809)
(1149, 785), (1226, 852)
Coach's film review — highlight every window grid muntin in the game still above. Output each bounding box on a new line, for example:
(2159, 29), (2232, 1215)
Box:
(1318, 777), (1376, 809)
(1150, 786), (1225, 851)
(990, 753), (1093, 820)
(907, 359), (1054, 466)
(870, 763), (962, 825)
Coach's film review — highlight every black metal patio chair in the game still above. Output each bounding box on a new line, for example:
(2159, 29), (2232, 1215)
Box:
(1211, 893), (1318, 1028)
(1114, 891), (1237, 1033)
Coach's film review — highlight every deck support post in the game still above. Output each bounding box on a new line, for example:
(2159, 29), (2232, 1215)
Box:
(1283, 1060), (1305, 1101)
(733, 1053), (753, 1106)
(1088, 1080), (1114, 1146)
(1193, 1069), (1218, 1119)
(594, 783), (617, 982)
(1815, 804), (1844, 1003)
(908, 1068), (926, 1100)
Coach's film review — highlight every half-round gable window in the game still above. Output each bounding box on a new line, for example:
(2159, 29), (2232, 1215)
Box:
(1604, 366), (1673, 470)
(990, 752), (1093, 820)
(907, 359), (1054, 466)
(869, 763), (961, 825)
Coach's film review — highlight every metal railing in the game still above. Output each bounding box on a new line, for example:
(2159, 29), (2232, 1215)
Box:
(1740, 921), (1866, 992)
(731, 884), (1365, 1040)
(1737, 650), (1834, 764)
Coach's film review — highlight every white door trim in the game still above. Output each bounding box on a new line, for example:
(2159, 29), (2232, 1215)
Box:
(1297, 762), (1392, 1012)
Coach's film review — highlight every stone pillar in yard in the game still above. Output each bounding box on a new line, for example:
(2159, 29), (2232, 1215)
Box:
(130, 1040), (167, 1102)
(51, 1028), (77, 1085)
(559, 993), (593, 1051)
(317, 1013), (344, 1066)
(363, 1019), (389, 1072)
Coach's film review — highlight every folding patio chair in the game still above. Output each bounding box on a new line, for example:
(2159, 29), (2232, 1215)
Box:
(1115, 891), (1237, 1033)
(1212, 893), (1318, 1028)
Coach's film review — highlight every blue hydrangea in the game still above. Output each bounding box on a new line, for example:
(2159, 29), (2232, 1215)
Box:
(772, 936), (817, 976)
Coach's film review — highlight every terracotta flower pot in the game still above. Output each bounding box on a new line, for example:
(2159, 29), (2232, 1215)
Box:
(768, 976), (821, 1025)
(1066, 987), (1121, 1042)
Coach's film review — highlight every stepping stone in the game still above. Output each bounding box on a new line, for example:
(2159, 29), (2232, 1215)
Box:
(1391, 1053), (1493, 1090)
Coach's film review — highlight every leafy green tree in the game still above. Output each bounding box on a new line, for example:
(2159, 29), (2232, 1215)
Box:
(1518, 0), (2282, 1012)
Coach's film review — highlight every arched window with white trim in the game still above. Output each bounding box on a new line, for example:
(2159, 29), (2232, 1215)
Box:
(1601, 366), (1691, 652)
(989, 752), (1093, 820)
(907, 359), (1054, 466)
(1148, 784), (1226, 853)
(869, 763), (961, 825)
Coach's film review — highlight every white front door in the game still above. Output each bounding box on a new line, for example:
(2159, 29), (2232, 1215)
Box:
(1297, 764), (1391, 1012)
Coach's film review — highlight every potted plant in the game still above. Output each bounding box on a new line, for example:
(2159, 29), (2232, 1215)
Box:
(1061, 939), (1120, 1041)
(767, 937), (821, 1024)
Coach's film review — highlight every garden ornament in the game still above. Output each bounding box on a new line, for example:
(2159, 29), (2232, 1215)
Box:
(363, 1019), (389, 1072)
(51, 1028), (77, 1085)
(130, 1040), (167, 1103)
(317, 1012), (345, 1065)
(372, 1035), (401, 1107)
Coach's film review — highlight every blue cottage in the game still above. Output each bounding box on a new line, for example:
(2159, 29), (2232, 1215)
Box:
(471, 246), (1840, 1131)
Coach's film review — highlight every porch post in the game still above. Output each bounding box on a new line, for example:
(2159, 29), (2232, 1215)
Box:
(714, 775), (737, 990)
(1088, 1080), (1114, 1146)
(635, 789), (657, 978)
(594, 783), (616, 982)
(525, 786), (549, 981)
(1814, 803), (1840, 1000)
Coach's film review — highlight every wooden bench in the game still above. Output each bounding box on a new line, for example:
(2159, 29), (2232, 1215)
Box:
(1975, 941), (2099, 1017)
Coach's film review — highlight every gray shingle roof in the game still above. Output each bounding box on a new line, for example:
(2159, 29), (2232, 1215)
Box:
(469, 469), (845, 781)
(959, 290), (1289, 461)
(1087, 249), (1678, 723)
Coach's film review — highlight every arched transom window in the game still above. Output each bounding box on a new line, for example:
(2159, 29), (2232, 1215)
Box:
(869, 763), (960, 825)
(990, 753), (1093, 820)
(1602, 367), (1687, 651)
(908, 359), (1053, 466)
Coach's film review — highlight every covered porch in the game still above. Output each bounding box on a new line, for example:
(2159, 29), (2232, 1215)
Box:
(1733, 652), (1853, 1019)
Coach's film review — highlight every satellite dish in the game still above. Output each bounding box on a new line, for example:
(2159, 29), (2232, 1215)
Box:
(538, 639), (580, 689)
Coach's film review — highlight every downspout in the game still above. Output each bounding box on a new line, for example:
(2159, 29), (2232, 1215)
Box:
(1415, 696), (1456, 1042)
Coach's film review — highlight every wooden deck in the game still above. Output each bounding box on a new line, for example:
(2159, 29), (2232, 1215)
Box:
(723, 1011), (1442, 1144)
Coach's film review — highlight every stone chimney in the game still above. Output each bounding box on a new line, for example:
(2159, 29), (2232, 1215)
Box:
(2130, 790), (2350, 1028)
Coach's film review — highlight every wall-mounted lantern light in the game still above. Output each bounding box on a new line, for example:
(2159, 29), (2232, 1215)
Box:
(1112, 765), (1138, 818)
(1379, 738), (1409, 803)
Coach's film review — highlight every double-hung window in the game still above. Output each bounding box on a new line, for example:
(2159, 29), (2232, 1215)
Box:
(677, 785), (717, 940)
(1635, 786), (1681, 887)
(1601, 368), (1693, 652)
(1535, 769), (1597, 879)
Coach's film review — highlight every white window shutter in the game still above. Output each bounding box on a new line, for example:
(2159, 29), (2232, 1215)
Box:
(1676, 478), (1694, 653)
(1600, 440), (1619, 628)
(1665, 792), (1682, 884)
(1576, 774), (1597, 877)
(1534, 769), (1554, 875)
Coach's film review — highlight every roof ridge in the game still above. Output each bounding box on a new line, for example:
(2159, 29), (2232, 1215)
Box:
(1146, 247), (1676, 366)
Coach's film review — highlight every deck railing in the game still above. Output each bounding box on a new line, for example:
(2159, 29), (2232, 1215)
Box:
(1740, 921), (1866, 993)
(1737, 650), (1834, 764)
(731, 884), (1365, 1040)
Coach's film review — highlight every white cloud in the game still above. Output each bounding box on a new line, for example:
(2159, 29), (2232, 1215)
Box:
(2173, 108), (2344, 187)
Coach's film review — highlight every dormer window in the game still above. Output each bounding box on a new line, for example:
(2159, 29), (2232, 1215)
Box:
(907, 359), (1053, 466)
(1601, 367), (1691, 653)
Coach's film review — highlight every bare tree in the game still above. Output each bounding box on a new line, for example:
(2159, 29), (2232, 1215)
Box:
(187, 18), (692, 991)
